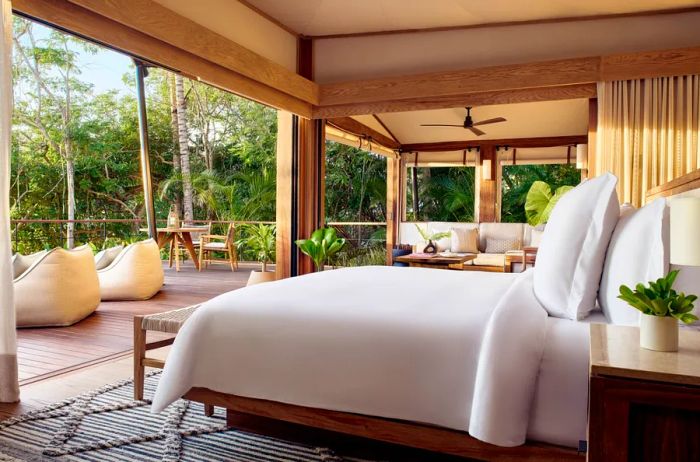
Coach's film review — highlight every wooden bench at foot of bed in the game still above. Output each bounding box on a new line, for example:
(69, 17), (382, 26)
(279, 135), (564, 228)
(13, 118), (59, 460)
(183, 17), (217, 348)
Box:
(184, 387), (583, 462)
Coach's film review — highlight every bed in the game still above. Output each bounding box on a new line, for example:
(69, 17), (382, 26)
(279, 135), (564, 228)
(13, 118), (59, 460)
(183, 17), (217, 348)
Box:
(152, 267), (590, 460)
(152, 174), (625, 461)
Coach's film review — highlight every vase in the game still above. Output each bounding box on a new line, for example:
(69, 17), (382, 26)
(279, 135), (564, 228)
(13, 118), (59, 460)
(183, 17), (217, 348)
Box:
(247, 270), (276, 286)
(423, 240), (437, 254)
(640, 314), (678, 352)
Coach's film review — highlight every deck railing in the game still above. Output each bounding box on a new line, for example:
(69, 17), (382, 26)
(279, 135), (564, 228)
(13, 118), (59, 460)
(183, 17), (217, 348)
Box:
(10, 219), (386, 266)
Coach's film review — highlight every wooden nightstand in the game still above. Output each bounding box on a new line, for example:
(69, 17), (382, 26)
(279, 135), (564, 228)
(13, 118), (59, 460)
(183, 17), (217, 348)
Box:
(589, 323), (700, 462)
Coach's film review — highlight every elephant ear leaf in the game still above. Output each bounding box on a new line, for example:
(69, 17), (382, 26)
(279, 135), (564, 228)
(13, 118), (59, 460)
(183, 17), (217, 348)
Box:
(525, 181), (553, 226)
(540, 186), (573, 224)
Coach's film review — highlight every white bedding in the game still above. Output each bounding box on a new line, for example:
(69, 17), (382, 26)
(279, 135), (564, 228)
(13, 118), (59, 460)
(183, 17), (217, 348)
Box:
(152, 266), (593, 448)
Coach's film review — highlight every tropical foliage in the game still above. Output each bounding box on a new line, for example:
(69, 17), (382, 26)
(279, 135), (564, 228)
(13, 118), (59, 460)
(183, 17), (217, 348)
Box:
(406, 167), (475, 222)
(524, 181), (574, 226)
(295, 227), (347, 271)
(501, 164), (580, 223)
(237, 224), (275, 271)
(618, 270), (698, 324)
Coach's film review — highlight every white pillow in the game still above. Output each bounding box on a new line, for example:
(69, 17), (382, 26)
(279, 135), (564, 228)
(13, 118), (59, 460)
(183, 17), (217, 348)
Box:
(599, 198), (668, 326)
(529, 229), (543, 247)
(94, 245), (124, 270)
(451, 227), (478, 253)
(533, 173), (620, 320)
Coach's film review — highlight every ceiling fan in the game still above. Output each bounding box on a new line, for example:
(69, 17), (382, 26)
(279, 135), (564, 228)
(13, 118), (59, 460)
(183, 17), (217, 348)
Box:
(420, 106), (506, 136)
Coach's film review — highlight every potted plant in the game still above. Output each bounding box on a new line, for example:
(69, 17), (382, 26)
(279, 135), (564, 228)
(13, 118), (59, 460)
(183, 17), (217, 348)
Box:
(295, 227), (346, 271)
(414, 224), (450, 254)
(618, 270), (698, 352)
(239, 224), (277, 286)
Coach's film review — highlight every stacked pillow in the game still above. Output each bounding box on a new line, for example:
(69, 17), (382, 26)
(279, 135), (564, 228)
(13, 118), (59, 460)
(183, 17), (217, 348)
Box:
(533, 173), (620, 320)
(598, 199), (668, 325)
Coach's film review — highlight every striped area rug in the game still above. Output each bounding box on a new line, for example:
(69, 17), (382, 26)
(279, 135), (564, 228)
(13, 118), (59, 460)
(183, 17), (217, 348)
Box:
(0, 373), (371, 462)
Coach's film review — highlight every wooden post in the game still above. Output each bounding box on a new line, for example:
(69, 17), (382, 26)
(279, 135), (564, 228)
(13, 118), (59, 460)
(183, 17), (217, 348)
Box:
(386, 155), (400, 265)
(275, 111), (294, 280)
(477, 145), (497, 222)
(587, 98), (598, 180)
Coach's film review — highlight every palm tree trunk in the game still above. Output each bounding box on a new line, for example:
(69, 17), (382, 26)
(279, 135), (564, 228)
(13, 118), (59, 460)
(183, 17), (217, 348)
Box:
(169, 74), (182, 215)
(175, 74), (193, 223)
(65, 155), (75, 249)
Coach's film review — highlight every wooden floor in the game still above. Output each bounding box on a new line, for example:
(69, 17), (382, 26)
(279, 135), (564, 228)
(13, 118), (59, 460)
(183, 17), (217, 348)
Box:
(17, 261), (252, 384)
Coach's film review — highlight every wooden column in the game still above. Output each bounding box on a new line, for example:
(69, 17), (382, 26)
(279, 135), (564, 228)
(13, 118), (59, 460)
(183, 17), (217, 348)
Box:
(476, 145), (497, 222)
(275, 114), (325, 278)
(386, 155), (400, 264)
(587, 98), (598, 180)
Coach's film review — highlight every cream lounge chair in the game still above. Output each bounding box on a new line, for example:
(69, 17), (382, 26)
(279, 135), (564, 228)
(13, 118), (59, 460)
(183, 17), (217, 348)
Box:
(97, 239), (164, 301)
(14, 245), (100, 328)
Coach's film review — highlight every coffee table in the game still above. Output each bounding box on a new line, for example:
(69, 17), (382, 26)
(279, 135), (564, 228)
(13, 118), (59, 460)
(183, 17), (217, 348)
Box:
(395, 253), (476, 270)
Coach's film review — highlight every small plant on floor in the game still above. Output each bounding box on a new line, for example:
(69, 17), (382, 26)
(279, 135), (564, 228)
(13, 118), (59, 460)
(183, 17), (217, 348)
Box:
(295, 227), (346, 271)
(618, 270), (698, 324)
(414, 224), (450, 254)
(238, 224), (276, 272)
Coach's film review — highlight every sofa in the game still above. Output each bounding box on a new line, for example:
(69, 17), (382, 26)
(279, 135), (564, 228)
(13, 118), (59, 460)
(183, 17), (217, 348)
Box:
(398, 221), (542, 272)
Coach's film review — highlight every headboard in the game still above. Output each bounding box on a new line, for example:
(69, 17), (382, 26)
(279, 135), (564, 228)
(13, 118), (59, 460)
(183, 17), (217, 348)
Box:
(646, 169), (700, 202)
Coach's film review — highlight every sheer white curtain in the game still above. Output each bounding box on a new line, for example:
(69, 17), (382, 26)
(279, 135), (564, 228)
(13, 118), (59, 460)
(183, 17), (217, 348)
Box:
(594, 76), (700, 207)
(0, 0), (18, 403)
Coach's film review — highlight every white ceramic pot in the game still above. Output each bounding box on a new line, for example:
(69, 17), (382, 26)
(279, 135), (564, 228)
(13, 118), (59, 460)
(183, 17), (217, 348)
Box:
(246, 270), (276, 286)
(640, 314), (678, 352)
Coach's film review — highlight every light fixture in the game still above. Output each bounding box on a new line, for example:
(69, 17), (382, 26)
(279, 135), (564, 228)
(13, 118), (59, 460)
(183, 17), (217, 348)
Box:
(670, 197), (700, 266)
(576, 144), (588, 169)
(482, 153), (492, 181)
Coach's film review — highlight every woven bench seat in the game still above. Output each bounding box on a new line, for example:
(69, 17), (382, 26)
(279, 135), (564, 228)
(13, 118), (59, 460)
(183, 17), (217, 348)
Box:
(133, 304), (212, 415)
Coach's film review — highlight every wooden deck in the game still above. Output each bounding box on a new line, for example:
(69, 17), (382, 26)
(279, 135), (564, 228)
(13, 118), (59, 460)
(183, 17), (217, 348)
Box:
(16, 261), (252, 384)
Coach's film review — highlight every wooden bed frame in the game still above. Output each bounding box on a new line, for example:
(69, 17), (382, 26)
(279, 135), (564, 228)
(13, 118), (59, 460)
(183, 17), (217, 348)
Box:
(184, 387), (584, 462)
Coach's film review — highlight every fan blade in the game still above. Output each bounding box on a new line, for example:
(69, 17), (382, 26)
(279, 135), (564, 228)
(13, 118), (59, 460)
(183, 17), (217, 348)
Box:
(472, 117), (506, 126)
(420, 124), (465, 127)
(468, 126), (485, 136)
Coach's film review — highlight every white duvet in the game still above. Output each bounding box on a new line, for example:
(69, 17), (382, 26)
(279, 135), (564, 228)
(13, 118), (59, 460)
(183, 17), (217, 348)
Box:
(152, 266), (591, 448)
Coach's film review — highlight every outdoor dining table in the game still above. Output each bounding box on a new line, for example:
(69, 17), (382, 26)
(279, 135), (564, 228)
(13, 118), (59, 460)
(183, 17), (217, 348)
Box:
(140, 226), (208, 271)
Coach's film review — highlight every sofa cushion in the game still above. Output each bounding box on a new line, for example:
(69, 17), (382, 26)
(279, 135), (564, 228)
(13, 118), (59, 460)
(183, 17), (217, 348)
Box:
(469, 253), (506, 268)
(485, 237), (521, 253)
(478, 223), (524, 252)
(451, 227), (479, 253)
(429, 222), (478, 251)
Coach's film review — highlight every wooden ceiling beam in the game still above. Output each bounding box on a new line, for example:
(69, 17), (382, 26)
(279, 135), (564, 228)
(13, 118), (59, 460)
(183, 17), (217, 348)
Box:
(316, 46), (700, 119)
(14, 0), (312, 117)
(313, 84), (597, 118)
(327, 117), (401, 151)
(320, 57), (601, 107)
(66, 0), (319, 105)
(401, 135), (588, 153)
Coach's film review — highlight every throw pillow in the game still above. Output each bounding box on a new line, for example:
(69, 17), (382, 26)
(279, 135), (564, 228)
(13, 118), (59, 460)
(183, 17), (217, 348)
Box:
(451, 227), (479, 253)
(485, 238), (521, 253)
(533, 173), (620, 320)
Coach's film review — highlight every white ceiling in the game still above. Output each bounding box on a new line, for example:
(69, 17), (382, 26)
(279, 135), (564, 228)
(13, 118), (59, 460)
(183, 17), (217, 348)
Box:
(353, 99), (590, 145)
(243, 0), (700, 36)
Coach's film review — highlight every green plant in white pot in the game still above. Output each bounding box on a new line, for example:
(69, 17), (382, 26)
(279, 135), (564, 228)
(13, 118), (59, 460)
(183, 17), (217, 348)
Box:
(239, 224), (276, 286)
(414, 224), (450, 254)
(618, 270), (697, 352)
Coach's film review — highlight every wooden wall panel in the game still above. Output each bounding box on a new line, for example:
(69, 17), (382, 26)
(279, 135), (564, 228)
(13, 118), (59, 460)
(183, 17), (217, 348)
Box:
(275, 112), (294, 280)
(587, 98), (598, 180)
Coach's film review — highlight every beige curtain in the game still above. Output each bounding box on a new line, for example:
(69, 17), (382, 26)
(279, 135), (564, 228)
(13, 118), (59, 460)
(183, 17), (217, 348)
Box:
(0, 0), (18, 403)
(594, 75), (700, 207)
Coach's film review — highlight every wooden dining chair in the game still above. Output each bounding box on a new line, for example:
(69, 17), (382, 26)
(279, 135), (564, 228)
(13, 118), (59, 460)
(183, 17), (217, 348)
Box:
(198, 223), (238, 272)
(168, 222), (211, 271)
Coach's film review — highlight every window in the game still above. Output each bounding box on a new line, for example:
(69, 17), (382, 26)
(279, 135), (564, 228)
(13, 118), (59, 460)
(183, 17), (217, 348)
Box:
(500, 164), (580, 223)
(405, 167), (475, 222)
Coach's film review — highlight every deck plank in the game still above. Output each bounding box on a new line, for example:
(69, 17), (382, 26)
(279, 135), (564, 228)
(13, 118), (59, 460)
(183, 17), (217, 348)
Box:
(15, 262), (251, 385)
